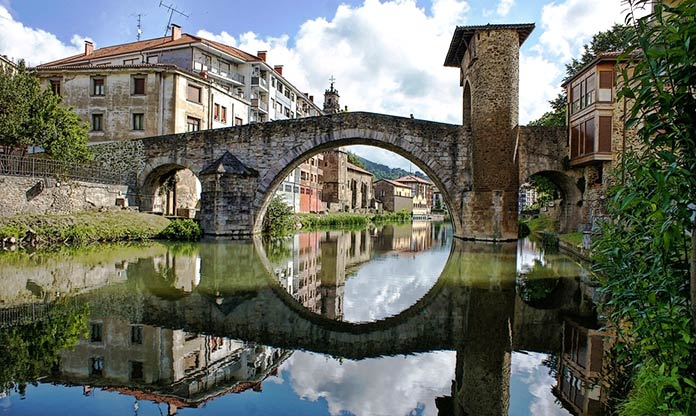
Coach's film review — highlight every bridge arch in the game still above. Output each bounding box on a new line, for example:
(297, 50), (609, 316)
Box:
(251, 127), (463, 234)
(521, 169), (582, 233)
(138, 161), (201, 216)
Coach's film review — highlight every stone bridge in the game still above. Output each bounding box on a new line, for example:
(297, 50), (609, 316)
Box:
(94, 24), (563, 241)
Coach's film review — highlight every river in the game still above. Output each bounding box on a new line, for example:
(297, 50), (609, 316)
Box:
(0, 221), (604, 416)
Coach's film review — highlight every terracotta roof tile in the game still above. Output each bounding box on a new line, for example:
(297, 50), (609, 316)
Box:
(375, 178), (411, 189)
(346, 162), (373, 176)
(37, 33), (260, 68)
(395, 175), (432, 184)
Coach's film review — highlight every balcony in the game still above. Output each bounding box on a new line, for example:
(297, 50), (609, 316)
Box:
(208, 68), (245, 86)
(251, 98), (268, 113)
(251, 76), (268, 91)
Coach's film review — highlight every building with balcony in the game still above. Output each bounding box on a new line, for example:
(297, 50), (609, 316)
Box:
(33, 25), (322, 216)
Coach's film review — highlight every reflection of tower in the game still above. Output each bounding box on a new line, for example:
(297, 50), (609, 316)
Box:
(323, 76), (341, 114)
(318, 231), (347, 320)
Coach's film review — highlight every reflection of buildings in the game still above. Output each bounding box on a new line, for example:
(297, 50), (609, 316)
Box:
(554, 318), (608, 415)
(54, 317), (289, 415)
(272, 229), (373, 321)
(373, 222), (435, 254)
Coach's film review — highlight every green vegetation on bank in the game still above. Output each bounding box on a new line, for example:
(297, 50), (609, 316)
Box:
(594, 2), (696, 413)
(0, 61), (91, 162)
(0, 210), (171, 247)
(158, 219), (202, 241)
(263, 195), (413, 236)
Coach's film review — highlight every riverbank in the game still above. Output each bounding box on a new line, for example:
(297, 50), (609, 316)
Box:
(0, 210), (171, 249)
(296, 210), (411, 231)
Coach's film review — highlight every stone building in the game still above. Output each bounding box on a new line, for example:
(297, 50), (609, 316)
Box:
(374, 179), (413, 214)
(34, 25), (322, 216)
(561, 52), (638, 226)
(320, 149), (374, 213)
(346, 162), (374, 212)
(395, 175), (434, 219)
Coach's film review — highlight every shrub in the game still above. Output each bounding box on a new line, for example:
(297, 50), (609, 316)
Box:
(263, 196), (296, 236)
(159, 219), (202, 241)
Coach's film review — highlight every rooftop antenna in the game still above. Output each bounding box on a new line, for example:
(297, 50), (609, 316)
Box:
(133, 13), (145, 41)
(158, 1), (189, 36)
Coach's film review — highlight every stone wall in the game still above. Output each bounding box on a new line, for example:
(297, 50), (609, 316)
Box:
(0, 175), (128, 217)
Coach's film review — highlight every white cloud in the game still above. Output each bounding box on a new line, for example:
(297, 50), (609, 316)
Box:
(538, 0), (624, 61)
(283, 350), (455, 416)
(0, 5), (91, 66)
(511, 352), (571, 416)
(497, 0), (515, 17)
(519, 52), (563, 124)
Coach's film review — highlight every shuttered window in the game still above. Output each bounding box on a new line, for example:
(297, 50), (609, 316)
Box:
(598, 116), (612, 152)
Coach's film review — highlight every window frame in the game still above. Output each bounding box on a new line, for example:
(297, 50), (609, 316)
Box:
(187, 83), (202, 104)
(132, 76), (146, 95)
(91, 114), (103, 132)
(91, 77), (105, 96)
(132, 113), (144, 131)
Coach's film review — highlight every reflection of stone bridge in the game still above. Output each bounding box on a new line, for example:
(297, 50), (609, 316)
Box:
(93, 23), (572, 240)
(81, 239), (583, 360)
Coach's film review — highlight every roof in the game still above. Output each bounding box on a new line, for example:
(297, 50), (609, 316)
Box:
(560, 51), (627, 87)
(375, 178), (411, 189)
(346, 162), (373, 176)
(37, 33), (260, 68)
(444, 23), (535, 67)
(34, 63), (179, 72)
(200, 151), (258, 177)
(395, 175), (432, 185)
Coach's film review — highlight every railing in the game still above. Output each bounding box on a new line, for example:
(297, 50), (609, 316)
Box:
(0, 303), (51, 328)
(0, 154), (126, 184)
(251, 76), (268, 89)
(229, 71), (245, 84)
(251, 98), (269, 112)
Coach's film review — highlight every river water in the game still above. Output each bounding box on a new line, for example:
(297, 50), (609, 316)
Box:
(0, 222), (604, 416)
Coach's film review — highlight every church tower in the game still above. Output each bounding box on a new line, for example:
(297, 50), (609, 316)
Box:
(323, 76), (341, 114)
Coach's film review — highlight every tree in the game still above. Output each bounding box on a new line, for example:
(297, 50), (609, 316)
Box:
(528, 24), (634, 127)
(0, 61), (91, 162)
(347, 152), (367, 170)
(594, 1), (696, 412)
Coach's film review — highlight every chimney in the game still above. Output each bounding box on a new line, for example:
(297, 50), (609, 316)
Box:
(274, 65), (283, 76)
(84, 40), (94, 56)
(309, 95), (314, 102)
(171, 24), (182, 41)
(257, 51), (267, 62)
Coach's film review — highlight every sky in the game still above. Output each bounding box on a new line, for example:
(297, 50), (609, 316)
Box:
(0, 0), (637, 170)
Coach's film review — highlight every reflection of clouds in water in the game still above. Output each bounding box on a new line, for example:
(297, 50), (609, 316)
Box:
(511, 352), (571, 416)
(343, 248), (450, 323)
(283, 350), (455, 416)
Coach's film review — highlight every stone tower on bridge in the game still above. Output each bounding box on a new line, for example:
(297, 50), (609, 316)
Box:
(445, 23), (534, 241)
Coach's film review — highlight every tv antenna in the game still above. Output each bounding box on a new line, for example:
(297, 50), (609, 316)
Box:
(159, 1), (189, 36)
(132, 13), (145, 40)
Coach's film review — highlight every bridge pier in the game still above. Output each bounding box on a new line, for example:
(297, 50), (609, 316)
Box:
(199, 152), (259, 236)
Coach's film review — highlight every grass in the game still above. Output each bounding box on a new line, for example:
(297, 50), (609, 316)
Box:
(523, 214), (557, 233)
(295, 210), (411, 231)
(0, 210), (171, 248)
(559, 232), (583, 248)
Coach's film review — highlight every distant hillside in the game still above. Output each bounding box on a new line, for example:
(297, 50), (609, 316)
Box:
(349, 153), (429, 181)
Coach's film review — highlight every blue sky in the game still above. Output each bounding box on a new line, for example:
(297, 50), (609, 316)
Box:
(0, 0), (636, 170)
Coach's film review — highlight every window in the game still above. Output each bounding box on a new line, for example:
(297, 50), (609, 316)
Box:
(132, 113), (144, 130)
(271, 77), (276, 87)
(146, 55), (158, 64)
(214, 103), (220, 121)
(220, 106), (227, 123)
(91, 77), (105, 96)
(90, 323), (103, 342)
(284, 184), (292, 192)
(186, 116), (201, 132)
(583, 74), (595, 108)
(598, 116), (612, 153)
(123, 58), (138, 65)
(50, 79), (61, 96)
(187, 84), (202, 103)
(235, 117), (243, 126)
(90, 357), (104, 376)
(91, 114), (103, 132)
(132, 76), (146, 95)
(598, 71), (613, 102)
(130, 325), (143, 344)
(129, 361), (144, 381)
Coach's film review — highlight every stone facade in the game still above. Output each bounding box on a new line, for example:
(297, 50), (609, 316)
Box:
(0, 175), (128, 217)
(93, 112), (472, 237)
(446, 24), (535, 241)
(374, 179), (414, 213)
